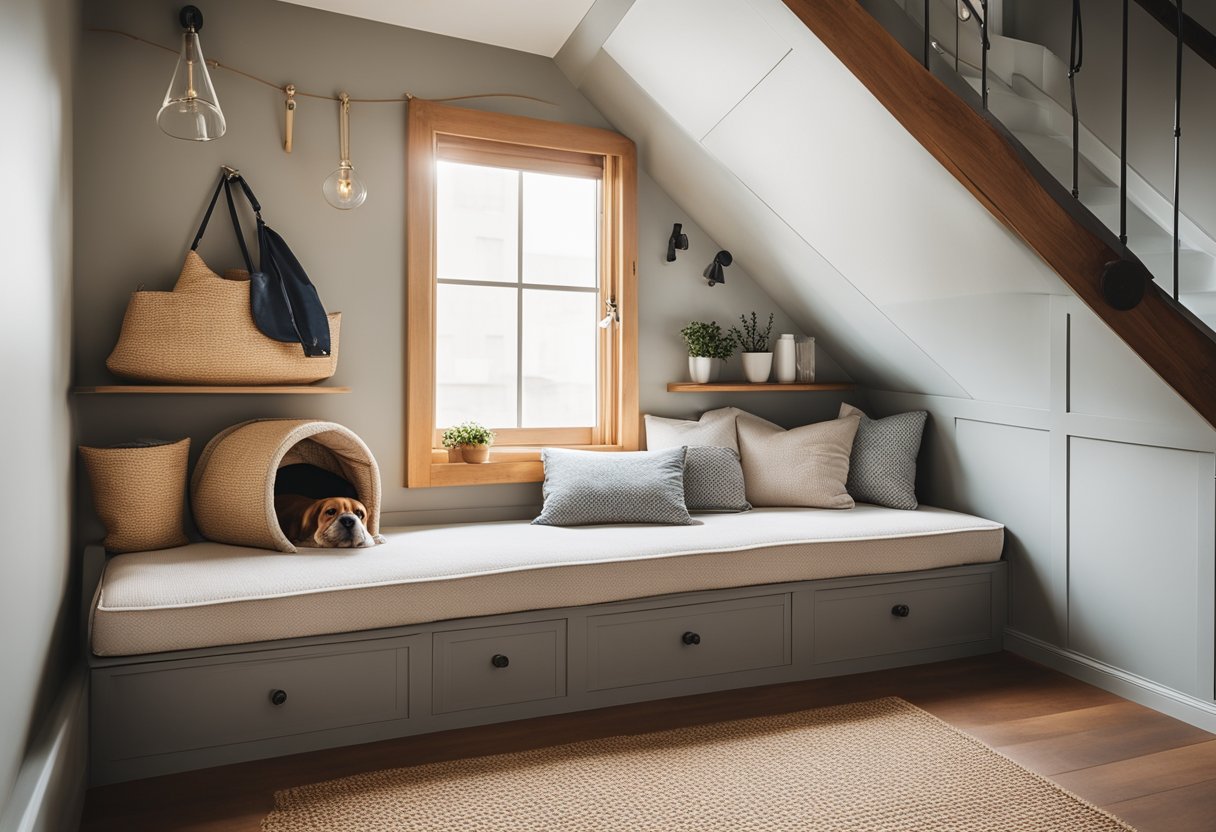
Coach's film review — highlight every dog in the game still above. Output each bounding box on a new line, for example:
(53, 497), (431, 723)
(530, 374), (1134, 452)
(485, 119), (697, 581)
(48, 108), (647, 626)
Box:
(274, 494), (377, 548)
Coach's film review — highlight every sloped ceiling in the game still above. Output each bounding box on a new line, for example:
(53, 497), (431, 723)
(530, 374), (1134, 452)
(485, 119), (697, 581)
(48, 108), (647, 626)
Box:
(558, 0), (1075, 406)
(275, 0), (596, 56)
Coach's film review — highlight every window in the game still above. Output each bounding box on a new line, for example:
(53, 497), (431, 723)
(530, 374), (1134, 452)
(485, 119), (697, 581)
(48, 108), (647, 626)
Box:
(406, 101), (638, 487)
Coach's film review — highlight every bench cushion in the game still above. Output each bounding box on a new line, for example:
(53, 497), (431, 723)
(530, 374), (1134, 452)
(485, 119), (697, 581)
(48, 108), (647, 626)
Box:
(90, 505), (1004, 656)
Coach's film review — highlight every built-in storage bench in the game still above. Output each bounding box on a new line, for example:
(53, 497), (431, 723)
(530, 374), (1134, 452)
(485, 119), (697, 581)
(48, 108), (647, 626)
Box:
(86, 506), (1005, 784)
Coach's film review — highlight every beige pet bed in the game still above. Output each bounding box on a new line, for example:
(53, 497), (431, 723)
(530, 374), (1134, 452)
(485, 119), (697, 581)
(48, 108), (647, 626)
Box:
(191, 419), (381, 553)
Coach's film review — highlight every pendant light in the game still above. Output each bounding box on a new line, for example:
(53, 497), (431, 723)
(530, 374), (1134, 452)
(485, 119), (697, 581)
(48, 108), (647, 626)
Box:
(322, 93), (368, 210)
(157, 6), (226, 141)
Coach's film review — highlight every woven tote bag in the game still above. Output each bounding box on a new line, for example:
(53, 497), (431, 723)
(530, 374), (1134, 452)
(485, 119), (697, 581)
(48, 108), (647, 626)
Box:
(106, 172), (340, 385)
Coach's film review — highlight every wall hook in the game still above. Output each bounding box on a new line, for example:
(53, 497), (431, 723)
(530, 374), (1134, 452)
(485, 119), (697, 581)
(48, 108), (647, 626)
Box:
(666, 223), (689, 262)
(283, 84), (296, 153)
(703, 250), (732, 287)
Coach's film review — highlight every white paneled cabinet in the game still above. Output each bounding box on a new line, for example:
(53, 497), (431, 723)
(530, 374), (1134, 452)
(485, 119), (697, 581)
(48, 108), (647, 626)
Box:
(1068, 438), (1215, 698)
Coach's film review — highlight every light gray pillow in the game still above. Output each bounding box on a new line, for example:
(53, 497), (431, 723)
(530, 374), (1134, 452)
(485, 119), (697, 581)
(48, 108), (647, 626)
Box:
(683, 446), (750, 513)
(534, 447), (694, 527)
(644, 407), (742, 453)
(839, 403), (928, 510)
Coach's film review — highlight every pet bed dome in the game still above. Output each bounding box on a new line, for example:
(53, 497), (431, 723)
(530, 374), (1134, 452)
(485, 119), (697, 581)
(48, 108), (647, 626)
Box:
(191, 419), (381, 553)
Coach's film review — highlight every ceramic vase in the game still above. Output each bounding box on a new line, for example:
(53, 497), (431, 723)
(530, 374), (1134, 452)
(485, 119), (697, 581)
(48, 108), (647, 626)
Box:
(462, 444), (490, 464)
(774, 334), (797, 383)
(742, 352), (773, 383)
(688, 355), (714, 384)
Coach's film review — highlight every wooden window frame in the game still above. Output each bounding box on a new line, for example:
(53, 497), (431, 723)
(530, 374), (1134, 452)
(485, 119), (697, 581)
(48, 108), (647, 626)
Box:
(406, 99), (638, 488)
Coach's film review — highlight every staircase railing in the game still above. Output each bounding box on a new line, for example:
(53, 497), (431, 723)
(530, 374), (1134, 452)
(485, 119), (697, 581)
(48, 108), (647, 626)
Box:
(783, 0), (1216, 429)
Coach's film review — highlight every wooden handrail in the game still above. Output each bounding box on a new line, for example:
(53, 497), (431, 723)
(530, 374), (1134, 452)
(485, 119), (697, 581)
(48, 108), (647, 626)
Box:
(1134, 0), (1216, 73)
(781, 0), (1216, 429)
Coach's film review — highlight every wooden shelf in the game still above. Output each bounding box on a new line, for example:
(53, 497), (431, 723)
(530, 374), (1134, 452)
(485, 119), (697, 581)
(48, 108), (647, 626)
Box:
(73, 385), (351, 395)
(666, 382), (855, 393)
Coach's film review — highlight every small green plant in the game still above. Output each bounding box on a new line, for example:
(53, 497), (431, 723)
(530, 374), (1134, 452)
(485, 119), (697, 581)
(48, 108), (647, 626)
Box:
(679, 321), (734, 360)
(442, 421), (496, 448)
(729, 311), (775, 353)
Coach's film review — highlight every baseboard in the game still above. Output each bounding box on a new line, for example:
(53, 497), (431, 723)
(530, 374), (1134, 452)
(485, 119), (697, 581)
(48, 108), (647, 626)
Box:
(0, 672), (88, 832)
(1005, 629), (1216, 733)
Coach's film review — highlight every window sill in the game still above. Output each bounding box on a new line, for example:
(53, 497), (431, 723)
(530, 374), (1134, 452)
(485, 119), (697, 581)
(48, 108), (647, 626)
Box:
(423, 445), (629, 487)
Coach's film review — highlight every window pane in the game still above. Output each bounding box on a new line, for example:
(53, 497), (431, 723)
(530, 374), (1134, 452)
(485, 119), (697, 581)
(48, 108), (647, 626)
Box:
(436, 161), (518, 283)
(522, 172), (598, 288)
(435, 283), (517, 429)
(522, 290), (597, 427)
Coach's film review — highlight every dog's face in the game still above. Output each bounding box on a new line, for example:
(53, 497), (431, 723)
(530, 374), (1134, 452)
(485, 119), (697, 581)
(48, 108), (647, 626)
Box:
(300, 497), (374, 548)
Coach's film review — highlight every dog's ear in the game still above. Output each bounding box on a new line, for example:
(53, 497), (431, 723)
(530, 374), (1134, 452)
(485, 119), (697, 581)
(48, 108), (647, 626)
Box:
(299, 500), (324, 545)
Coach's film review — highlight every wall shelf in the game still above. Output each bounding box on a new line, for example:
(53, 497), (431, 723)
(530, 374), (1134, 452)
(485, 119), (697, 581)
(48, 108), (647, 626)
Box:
(73, 385), (351, 395)
(667, 382), (855, 393)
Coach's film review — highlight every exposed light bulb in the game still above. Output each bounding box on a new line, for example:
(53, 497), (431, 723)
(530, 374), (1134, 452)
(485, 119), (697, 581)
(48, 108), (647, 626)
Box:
(323, 162), (368, 210)
(157, 9), (225, 142)
(322, 92), (367, 210)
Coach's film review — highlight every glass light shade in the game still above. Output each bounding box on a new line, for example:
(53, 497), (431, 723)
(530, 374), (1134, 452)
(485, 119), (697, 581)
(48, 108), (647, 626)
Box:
(157, 31), (226, 141)
(322, 164), (368, 210)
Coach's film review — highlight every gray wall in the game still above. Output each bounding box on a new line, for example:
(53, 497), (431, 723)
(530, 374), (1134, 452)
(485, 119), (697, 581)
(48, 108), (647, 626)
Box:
(0, 0), (76, 822)
(75, 0), (853, 538)
(1007, 0), (1216, 237)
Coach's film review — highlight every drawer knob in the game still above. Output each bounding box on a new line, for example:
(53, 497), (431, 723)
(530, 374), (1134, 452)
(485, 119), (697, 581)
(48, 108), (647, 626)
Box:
(682, 631), (702, 646)
(891, 604), (911, 618)
(269, 689), (288, 706)
(491, 654), (510, 668)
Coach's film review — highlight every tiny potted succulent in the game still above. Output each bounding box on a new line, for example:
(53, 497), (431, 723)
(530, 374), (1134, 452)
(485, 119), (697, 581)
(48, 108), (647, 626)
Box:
(441, 421), (496, 464)
(730, 311), (775, 383)
(680, 321), (735, 383)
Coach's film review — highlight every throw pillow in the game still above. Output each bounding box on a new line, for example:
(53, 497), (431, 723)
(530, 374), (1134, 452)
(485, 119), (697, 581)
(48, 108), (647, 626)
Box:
(736, 415), (860, 508)
(839, 403), (928, 510)
(534, 447), (694, 527)
(683, 446), (751, 513)
(644, 407), (742, 453)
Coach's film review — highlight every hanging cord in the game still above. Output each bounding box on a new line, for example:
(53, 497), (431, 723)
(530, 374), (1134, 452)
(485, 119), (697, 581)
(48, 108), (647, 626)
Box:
(86, 27), (558, 106)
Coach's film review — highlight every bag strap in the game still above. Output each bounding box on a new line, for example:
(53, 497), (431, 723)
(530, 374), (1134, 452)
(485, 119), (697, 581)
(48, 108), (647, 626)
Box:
(189, 172), (255, 274)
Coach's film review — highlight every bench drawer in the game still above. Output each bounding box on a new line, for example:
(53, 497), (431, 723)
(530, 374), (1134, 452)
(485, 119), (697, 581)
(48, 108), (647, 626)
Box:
(587, 594), (791, 691)
(94, 641), (409, 761)
(813, 574), (992, 664)
(432, 620), (567, 714)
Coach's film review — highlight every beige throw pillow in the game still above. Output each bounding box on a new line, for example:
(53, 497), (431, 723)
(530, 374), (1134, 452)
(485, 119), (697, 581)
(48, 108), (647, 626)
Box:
(736, 414), (860, 508)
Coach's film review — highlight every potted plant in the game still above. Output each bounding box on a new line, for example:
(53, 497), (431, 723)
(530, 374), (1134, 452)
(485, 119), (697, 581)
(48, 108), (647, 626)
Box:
(680, 321), (734, 383)
(441, 421), (496, 464)
(730, 311), (775, 383)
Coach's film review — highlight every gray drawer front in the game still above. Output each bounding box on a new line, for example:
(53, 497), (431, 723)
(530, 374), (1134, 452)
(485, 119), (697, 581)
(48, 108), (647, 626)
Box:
(587, 594), (791, 691)
(96, 644), (408, 761)
(432, 620), (567, 714)
(813, 574), (992, 664)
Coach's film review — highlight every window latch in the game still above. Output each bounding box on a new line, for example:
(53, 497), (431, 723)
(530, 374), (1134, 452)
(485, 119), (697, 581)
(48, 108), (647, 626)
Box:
(599, 298), (620, 329)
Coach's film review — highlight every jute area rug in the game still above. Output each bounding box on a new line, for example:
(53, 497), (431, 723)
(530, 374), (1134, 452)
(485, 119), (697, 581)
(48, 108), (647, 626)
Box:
(262, 697), (1135, 831)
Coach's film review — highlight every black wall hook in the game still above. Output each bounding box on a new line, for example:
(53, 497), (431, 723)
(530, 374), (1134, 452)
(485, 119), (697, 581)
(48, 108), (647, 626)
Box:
(703, 250), (732, 287)
(179, 5), (204, 31)
(666, 223), (689, 262)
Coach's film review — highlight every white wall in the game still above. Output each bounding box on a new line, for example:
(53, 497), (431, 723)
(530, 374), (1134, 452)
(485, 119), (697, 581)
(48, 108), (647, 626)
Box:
(74, 0), (853, 542)
(0, 0), (76, 823)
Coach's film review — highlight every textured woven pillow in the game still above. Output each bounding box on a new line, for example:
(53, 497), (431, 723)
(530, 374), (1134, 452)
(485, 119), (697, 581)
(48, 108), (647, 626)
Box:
(79, 438), (191, 553)
(644, 407), (742, 454)
(683, 446), (750, 513)
(534, 447), (694, 527)
(839, 403), (928, 510)
(736, 415), (860, 508)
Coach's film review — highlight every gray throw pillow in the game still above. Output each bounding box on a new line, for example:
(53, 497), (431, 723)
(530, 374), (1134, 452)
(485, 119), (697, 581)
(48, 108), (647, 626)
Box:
(684, 446), (750, 513)
(534, 447), (694, 527)
(840, 403), (928, 510)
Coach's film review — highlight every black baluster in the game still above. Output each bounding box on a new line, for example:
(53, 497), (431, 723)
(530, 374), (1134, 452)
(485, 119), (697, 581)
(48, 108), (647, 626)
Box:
(1173, 0), (1184, 300)
(980, 0), (989, 110)
(924, 0), (931, 68)
(1068, 0), (1084, 198)
(1120, 0), (1129, 244)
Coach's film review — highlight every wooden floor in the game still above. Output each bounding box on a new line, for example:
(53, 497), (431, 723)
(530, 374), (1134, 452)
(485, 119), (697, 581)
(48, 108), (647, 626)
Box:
(80, 651), (1216, 831)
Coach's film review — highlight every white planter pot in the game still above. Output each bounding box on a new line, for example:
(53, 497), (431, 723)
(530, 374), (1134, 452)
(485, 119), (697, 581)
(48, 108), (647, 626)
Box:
(742, 352), (773, 383)
(688, 355), (714, 384)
